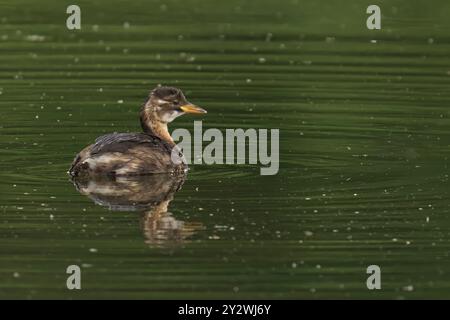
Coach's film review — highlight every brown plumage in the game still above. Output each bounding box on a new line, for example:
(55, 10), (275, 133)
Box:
(68, 86), (206, 177)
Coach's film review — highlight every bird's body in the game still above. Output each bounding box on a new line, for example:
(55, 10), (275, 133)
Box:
(69, 132), (185, 176)
(68, 86), (206, 177)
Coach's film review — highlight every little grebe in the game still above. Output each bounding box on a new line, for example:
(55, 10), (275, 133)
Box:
(68, 86), (206, 177)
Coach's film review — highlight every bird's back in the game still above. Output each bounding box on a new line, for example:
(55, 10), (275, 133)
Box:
(69, 132), (186, 177)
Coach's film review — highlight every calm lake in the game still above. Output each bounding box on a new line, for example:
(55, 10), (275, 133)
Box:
(1, 0), (450, 299)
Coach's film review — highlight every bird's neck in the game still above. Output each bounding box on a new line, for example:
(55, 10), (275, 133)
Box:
(140, 107), (174, 145)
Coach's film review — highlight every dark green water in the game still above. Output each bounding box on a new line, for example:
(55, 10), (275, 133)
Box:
(1, 0), (450, 299)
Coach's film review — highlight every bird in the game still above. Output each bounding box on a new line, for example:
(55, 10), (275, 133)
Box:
(68, 86), (206, 177)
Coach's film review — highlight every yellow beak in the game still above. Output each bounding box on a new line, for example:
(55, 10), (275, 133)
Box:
(180, 104), (207, 114)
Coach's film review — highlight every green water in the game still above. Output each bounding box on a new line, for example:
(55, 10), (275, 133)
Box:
(1, 0), (450, 299)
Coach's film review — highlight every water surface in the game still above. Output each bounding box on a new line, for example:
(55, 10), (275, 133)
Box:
(1, 0), (450, 299)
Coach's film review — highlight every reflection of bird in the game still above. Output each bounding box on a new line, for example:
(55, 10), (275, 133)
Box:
(140, 209), (202, 246)
(68, 86), (207, 177)
(72, 173), (204, 246)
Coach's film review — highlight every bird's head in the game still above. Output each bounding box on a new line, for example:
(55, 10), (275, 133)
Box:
(144, 86), (206, 124)
(140, 86), (207, 144)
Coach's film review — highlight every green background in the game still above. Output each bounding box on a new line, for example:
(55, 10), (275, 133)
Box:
(1, 0), (450, 299)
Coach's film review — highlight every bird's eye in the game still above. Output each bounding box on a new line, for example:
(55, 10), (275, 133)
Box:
(172, 100), (179, 105)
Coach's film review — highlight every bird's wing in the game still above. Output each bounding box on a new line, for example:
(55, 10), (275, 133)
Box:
(91, 132), (172, 155)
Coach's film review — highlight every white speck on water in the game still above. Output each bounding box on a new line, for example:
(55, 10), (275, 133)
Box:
(35, 115), (39, 119)
(49, 214), (54, 220)
(123, 22), (130, 29)
(426, 216), (430, 223)
(258, 57), (266, 63)
(92, 25), (99, 32)
(24, 34), (45, 42)
(402, 285), (414, 292)
(81, 264), (93, 268)
(291, 262), (297, 268)
(209, 235), (220, 240)
(370, 39), (377, 43)
(246, 78), (252, 83)
(427, 38), (434, 44)
(233, 286), (239, 293)
(117, 99), (124, 104)
(304, 231), (313, 237)
(13, 272), (20, 278)
(89, 248), (98, 253)
(305, 197), (311, 200)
